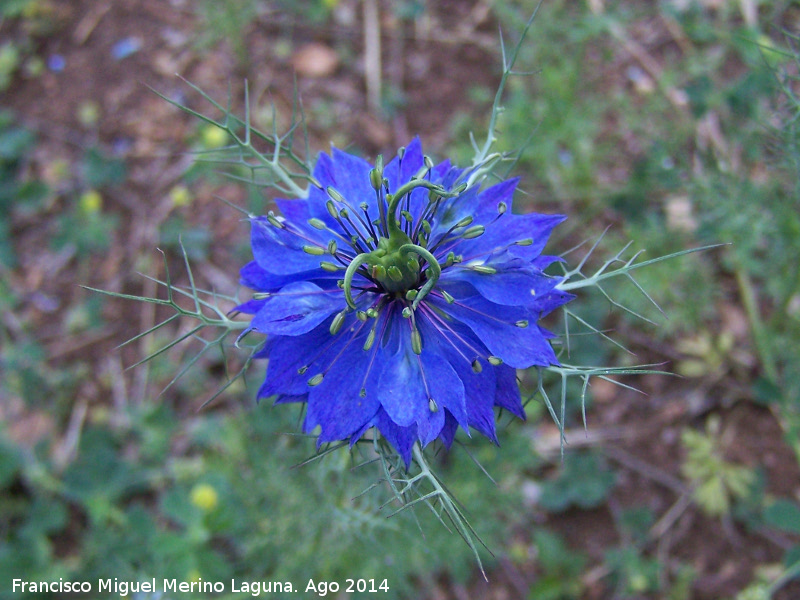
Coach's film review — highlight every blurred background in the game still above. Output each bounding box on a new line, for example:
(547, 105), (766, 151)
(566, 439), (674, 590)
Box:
(1, 0), (799, 598)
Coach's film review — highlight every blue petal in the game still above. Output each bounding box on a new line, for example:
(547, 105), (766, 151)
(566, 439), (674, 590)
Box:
(440, 257), (561, 307)
(416, 318), (469, 431)
(430, 288), (559, 368)
(329, 147), (376, 207)
(450, 213), (565, 262)
(374, 318), (427, 428)
(428, 179), (515, 239)
(384, 137), (423, 191)
(420, 316), (499, 442)
(306, 339), (380, 442)
(374, 408), (416, 467)
(250, 281), (343, 336)
(250, 216), (328, 275)
(438, 411), (460, 448)
(494, 364), (525, 419)
(240, 260), (340, 293)
(257, 325), (334, 398)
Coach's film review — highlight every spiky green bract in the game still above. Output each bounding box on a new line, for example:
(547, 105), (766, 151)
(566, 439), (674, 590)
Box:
(239, 138), (572, 465)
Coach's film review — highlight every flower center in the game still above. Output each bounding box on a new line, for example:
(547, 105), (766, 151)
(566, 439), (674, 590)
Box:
(368, 236), (421, 294)
(342, 157), (460, 312)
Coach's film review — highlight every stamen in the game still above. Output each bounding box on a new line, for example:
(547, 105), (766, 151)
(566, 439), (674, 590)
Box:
(320, 261), (343, 272)
(462, 225), (485, 239)
(326, 200), (338, 219)
(329, 310), (347, 335)
(411, 328), (422, 355)
(470, 265), (496, 275)
(418, 303), (488, 368)
(363, 327), (376, 351)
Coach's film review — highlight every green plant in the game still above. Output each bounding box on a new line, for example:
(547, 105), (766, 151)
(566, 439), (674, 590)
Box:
(538, 451), (616, 512)
(681, 416), (755, 517)
(528, 530), (587, 600)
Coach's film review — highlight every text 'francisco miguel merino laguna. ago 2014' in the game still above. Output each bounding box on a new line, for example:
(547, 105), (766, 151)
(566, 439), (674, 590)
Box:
(11, 577), (391, 596)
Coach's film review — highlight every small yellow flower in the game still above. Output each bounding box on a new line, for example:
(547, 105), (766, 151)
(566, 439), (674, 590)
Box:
(186, 569), (202, 583)
(79, 190), (102, 214)
(77, 101), (100, 128)
(200, 125), (229, 149)
(190, 483), (219, 512)
(169, 184), (191, 208)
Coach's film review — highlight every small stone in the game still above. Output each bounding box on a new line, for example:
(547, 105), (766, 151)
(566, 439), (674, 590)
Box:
(291, 43), (339, 78)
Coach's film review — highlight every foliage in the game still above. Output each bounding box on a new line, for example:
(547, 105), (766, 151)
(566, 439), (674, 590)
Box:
(538, 451), (615, 512)
(681, 417), (755, 517)
(0, 398), (531, 599)
(0, 0), (61, 90)
(527, 530), (587, 600)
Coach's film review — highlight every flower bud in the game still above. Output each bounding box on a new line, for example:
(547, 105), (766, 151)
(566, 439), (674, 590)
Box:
(370, 155), (384, 191)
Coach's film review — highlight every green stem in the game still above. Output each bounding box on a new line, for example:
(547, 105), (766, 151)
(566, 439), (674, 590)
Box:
(343, 253), (373, 310)
(411, 444), (488, 581)
(735, 266), (779, 383)
(386, 180), (453, 238)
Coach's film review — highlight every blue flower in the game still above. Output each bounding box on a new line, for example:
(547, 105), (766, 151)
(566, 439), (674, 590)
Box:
(237, 138), (572, 465)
